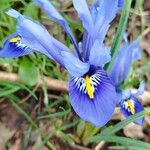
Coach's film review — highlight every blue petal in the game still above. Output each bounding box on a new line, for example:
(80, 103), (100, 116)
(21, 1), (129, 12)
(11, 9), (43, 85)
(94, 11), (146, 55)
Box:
(120, 96), (144, 125)
(6, 9), (70, 66)
(109, 38), (142, 86)
(34, 0), (78, 51)
(82, 26), (110, 61)
(91, 0), (120, 37)
(6, 9), (20, 18)
(0, 33), (34, 58)
(133, 81), (145, 97)
(69, 68), (117, 127)
(72, 0), (94, 35)
(121, 89), (131, 101)
(61, 51), (90, 77)
(118, 0), (124, 8)
(89, 40), (111, 67)
(131, 39), (142, 60)
(83, 0), (121, 61)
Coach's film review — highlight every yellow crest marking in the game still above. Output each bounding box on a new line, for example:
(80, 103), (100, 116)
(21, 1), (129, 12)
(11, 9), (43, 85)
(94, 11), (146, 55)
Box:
(127, 100), (135, 114)
(10, 37), (21, 43)
(85, 75), (94, 99)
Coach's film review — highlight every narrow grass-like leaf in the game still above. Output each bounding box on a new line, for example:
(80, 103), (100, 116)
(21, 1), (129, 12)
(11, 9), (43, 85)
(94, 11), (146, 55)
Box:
(107, 0), (132, 70)
(8, 98), (38, 129)
(59, 119), (80, 131)
(0, 87), (20, 97)
(37, 109), (70, 120)
(88, 135), (150, 150)
(101, 108), (150, 135)
(19, 57), (38, 86)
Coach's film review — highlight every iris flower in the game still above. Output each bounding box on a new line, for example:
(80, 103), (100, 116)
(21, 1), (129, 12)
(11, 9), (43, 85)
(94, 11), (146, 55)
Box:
(109, 35), (144, 125)
(0, 0), (123, 127)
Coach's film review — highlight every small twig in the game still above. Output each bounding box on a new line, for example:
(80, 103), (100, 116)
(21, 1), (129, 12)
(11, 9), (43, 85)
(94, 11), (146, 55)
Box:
(0, 71), (68, 91)
(0, 71), (149, 121)
(0, 71), (149, 103)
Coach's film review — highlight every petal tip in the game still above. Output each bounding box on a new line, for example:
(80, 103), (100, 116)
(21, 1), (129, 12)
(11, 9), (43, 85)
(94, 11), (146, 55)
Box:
(6, 9), (20, 18)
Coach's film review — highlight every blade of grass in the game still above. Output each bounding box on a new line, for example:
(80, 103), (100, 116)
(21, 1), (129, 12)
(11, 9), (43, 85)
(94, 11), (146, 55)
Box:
(8, 98), (38, 129)
(0, 87), (20, 97)
(107, 0), (132, 70)
(37, 109), (70, 120)
(88, 135), (150, 150)
(100, 108), (150, 135)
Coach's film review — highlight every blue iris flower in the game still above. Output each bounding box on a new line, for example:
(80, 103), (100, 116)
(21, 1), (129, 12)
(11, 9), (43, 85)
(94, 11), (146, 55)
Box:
(0, 0), (123, 127)
(109, 35), (145, 125)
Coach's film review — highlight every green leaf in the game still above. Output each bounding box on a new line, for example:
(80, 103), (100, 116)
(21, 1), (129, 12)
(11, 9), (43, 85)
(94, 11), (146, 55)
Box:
(107, 0), (132, 70)
(100, 108), (150, 136)
(88, 135), (150, 150)
(77, 120), (86, 138)
(23, 2), (38, 19)
(0, 0), (10, 12)
(19, 57), (38, 86)
(77, 121), (100, 145)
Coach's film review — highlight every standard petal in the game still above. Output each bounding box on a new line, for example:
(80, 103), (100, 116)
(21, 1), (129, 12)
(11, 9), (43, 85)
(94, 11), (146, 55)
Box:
(34, 0), (78, 50)
(120, 96), (144, 125)
(83, 0), (121, 61)
(133, 81), (145, 97)
(89, 40), (111, 67)
(6, 9), (70, 66)
(69, 68), (117, 127)
(109, 38), (142, 86)
(118, 0), (124, 8)
(72, 0), (94, 35)
(91, 0), (121, 38)
(61, 51), (90, 77)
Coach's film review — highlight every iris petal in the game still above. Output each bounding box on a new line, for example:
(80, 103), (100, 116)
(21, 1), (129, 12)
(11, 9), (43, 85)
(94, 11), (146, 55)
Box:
(83, 0), (121, 61)
(109, 39), (141, 86)
(34, 0), (78, 50)
(91, 0), (120, 38)
(120, 96), (144, 125)
(118, 0), (124, 8)
(89, 40), (111, 67)
(0, 33), (54, 59)
(69, 68), (117, 127)
(72, 0), (94, 35)
(61, 51), (90, 77)
(133, 81), (145, 97)
(0, 33), (32, 58)
(6, 9), (70, 66)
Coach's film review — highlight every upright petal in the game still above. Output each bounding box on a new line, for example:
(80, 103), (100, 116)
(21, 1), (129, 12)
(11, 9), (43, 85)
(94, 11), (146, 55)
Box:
(121, 89), (131, 101)
(120, 96), (144, 125)
(109, 38), (141, 86)
(91, 0), (121, 38)
(61, 51), (90, 77)
(72, 0), (94, 35)
(89, 40), (111, 67)
(118, 0), (124, 8)
(83, 0), (122, 61)
(34, 0), (78, 51)
(5, 9), (71, 66)
(133, 81), (145, 97)
(69, 68), (117, 127)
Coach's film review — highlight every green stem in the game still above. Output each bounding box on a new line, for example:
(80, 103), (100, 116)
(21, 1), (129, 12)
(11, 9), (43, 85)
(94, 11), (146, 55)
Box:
(107, 0), (132, 70)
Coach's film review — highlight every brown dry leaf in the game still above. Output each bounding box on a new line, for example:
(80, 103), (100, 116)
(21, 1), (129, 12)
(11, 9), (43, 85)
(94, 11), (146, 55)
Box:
(0, 123), (15, 150)
(123, 123), (144, 139)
